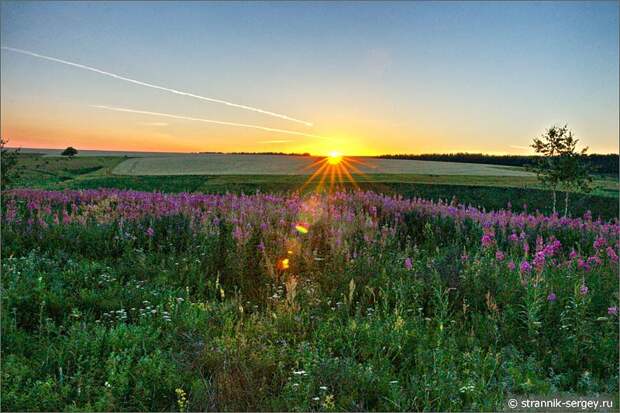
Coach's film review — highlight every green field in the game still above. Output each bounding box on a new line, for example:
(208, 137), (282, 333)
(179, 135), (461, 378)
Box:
(112, 154), (534, 176)
(8, 153), (619, 219)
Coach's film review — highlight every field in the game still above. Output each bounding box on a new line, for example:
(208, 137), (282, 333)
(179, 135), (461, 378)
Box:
(111, 154), (533, 176)
(9, 153), (620, 219)
(2, 188), (618, 411)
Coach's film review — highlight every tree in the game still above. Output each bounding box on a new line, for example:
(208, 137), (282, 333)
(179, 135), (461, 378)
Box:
(1, 138), (21, 190)
(530, 125), (592, 216)
(61, 146), (78, 157)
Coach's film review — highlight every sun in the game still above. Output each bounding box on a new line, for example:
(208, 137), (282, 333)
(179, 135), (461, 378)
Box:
(327, 151), (343, 165)
(301, 150), (372, 193)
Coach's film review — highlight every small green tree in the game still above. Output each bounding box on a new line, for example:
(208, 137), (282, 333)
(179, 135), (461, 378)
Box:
(61, 146), (78, 157)
(530, 125), (592, 216)
(1, 138), (21, 190)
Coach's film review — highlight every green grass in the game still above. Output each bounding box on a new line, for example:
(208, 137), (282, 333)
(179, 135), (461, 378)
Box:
(9, 154), (619, 220)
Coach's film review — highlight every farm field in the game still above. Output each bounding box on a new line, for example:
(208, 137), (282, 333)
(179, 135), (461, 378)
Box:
(2, 188), (618, 411)
(112, 154), (533, 176)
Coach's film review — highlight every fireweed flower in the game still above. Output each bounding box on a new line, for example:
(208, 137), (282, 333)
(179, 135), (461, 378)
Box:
(569, 249), (578, 260)
(520, 261), (532, 274)
(547, 292), (557, 302)
(577, 259), (590, 272)
(461, 254), (469, 263)
(587, 256), (602, 267)
(507, 260), (516, 271)
(481, 233), (494, 248)
(580, 285), (589, 295)
(533, 252), (546, 270)
(146, 227), (154, 238)
(606, 247), (619, 262)
(593, 237), (606, 250)
(404, 257), (413, 270)
(608, 307), (618, 316)
(495, 250), (505, 261)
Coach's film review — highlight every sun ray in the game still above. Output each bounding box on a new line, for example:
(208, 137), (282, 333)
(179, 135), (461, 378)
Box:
(301, 152), (367, 192)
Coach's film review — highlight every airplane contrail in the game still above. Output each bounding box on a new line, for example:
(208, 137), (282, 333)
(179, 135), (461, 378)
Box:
(1, 46), (313, 127)
(91, 105), (327, 139)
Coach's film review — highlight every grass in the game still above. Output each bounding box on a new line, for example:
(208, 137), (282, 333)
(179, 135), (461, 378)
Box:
(9, 154), (619, 220)
(2, 189), (618, 411)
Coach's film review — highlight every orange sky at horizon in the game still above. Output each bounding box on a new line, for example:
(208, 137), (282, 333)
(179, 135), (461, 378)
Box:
(3, 114), (618, 156)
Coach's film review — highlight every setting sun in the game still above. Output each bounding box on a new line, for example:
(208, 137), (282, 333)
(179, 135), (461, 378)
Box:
(327, 151), (343, 165)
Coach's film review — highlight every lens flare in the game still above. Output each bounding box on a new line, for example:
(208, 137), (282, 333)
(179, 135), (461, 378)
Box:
(278, 258), (290, 270)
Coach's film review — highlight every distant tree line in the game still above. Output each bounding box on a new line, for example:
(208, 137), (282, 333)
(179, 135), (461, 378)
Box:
(375, 152), (618, 174)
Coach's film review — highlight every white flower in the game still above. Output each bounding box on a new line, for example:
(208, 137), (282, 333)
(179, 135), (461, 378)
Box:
(319, 386), (328, 391)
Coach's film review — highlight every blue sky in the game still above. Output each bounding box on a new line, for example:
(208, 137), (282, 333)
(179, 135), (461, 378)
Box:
(1, 1), (618, 154)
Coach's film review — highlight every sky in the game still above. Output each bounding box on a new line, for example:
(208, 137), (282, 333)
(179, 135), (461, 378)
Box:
(1, 1), (618, 156)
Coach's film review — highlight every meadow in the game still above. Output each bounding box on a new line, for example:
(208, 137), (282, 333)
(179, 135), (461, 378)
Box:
(8, 153), (620, 218)
(2, 186), (618, 411)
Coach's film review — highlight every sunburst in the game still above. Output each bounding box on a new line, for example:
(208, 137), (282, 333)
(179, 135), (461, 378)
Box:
(301, 152), (372, 192)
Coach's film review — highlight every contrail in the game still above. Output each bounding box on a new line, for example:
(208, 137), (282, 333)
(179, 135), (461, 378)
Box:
(1, 46), (313, 127)
(91, 105), (327, 139)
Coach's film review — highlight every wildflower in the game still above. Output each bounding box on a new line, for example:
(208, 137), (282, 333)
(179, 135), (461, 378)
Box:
(608, 307), (618, 316)
(461, 254), (469, 263)
(146, 227), (154, 238)
(607, 247), (619, 262)
(404, 257), (413, 270)
(495, 250), (505, 261)
(587, 256), (602, 267)
(569, 249), (578, 260)
(319, 386), (328, 391)
(481, 233), (494, 248)
(577, 258), (590, 272)
(593, 237), (606, 249)
(580, 285), (589, 295)
(533, 251), (545, 270)
(509, 233), (519, 243)
(519, 260), (532, 274)
(295, 224), (308, 234)
(389, 380), (399, 384)
(507, 260), (516, 271)
(312, 397), (320, 401)
(547, 292), (557, 302)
